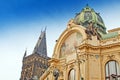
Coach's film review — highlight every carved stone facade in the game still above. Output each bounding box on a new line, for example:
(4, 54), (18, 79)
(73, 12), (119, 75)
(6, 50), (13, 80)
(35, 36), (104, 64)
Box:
(39, 6), (120, 80)
(20, 53), (50, 80)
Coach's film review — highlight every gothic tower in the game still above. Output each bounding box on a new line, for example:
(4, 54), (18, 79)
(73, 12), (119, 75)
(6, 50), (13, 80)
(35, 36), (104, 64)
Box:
(20, 29), (50, 80)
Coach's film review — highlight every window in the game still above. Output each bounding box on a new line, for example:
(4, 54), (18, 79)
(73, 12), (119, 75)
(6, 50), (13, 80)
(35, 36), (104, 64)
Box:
(105, 61), (120, 80)
(68, 69), (75, 80)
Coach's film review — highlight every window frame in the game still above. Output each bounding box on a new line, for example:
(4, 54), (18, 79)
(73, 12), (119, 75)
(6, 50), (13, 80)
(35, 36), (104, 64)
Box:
(105, 60), (120, 80)
(68, 68), (76, 80)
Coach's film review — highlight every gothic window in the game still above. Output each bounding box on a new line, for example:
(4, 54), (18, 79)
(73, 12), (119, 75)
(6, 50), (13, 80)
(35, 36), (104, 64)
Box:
(68, 69), (76, 80)
(105, 60), (120, 80)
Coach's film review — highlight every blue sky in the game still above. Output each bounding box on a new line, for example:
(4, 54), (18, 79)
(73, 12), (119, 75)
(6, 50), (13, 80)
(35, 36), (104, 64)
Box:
(0, 0), (120, 80)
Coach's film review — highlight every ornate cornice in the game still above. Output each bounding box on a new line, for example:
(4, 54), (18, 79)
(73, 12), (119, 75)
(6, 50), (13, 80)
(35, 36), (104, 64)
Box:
(79, 42), (120, 50)
(79, 43), (100, 50)
(108, 27), (120, 32)
(100, 42), (120, 49)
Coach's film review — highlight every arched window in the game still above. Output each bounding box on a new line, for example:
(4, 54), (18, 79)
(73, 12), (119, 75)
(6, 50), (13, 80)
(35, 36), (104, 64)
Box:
(68, 69), (76, 80)
(105, 60), (120, 80)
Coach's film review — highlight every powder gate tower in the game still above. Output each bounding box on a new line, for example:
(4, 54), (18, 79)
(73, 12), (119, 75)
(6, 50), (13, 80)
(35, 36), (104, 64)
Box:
(20, 29), (50, 80)
(40, 5), (120, 80)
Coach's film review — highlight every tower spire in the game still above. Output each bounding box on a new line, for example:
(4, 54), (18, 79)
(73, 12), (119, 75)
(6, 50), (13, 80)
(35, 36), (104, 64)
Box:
(23, 49), (27, 59)
(45, 26), (47, 32)
(33, 29), (47, 56)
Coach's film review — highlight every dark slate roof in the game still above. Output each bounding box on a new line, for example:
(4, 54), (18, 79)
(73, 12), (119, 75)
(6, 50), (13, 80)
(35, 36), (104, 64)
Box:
(33, 30), (47, 56)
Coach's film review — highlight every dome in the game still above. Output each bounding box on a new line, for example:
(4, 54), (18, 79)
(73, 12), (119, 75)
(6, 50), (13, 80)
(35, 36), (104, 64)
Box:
(74, 5), (106, 34)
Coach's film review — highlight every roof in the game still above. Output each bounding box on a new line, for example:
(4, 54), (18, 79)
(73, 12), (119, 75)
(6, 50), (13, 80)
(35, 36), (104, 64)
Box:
(73, 5), (106, 34)
(33, 29), (47, 56)
(98, 30), (119, 40)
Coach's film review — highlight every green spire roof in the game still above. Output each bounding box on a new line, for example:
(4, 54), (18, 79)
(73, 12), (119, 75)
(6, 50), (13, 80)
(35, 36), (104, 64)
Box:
(74, 5), (106, 34)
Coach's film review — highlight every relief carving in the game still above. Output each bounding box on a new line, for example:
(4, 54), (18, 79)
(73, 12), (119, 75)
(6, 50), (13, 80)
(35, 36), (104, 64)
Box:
(107, 55), (115, 59)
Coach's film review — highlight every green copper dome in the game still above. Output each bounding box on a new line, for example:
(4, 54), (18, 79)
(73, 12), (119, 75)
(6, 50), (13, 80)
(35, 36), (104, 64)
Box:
(74, 5), (106, 34)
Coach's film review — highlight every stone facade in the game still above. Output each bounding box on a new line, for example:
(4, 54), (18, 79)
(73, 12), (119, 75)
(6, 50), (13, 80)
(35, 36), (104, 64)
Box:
(39, 6), (120, 80)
